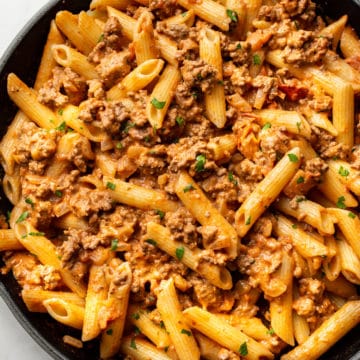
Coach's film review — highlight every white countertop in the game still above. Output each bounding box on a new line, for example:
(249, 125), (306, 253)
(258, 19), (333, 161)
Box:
(0, 1), (58, 359)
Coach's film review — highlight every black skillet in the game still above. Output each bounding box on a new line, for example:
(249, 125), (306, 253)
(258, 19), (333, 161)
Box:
(0, 0), (359, 359)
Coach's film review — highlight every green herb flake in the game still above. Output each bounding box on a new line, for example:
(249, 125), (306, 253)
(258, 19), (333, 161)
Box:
(296, 121), (301, 133)
(294, 20), (299, 30)
(239, 342), (248, 356)
(192, 92), (198, 99)
(336, 196), (346, 209)
(226, 9), (238, 22)
(228, 171), (238, 185)
(348, 212), (357, 219)
(21, 234), (28, 239)
(144, 135), (151, 143)
(183, 184), (195, 193)
(288, 153), (299, 163)
(98, 33), (104, 43)
(176, 116), (185, 126)
(338, 166), (350, 177)
(54, 190), (63, 198)
(195, 154), (206, 172)
(134, 326), (141, 335)
(181, 11), (188, 17)
(131, 313), (140, 320)
(16, 211), (29, 224)
(130, 338), (137, 349)
(267, 328), (276, 335)
(292, 224), (298, 229)
(160, 320), (165, 329)
(106, 182), (116, 191)
(253, 54), (261, 65)
(296, 176), (305, 184)
(106, 329), (113, 335)
(111, 239), (119, 251)
(245, 216), (251, 226)
(156, 209), (165, 220)
(151, 97), (166, 109)
(116, 142), (123, 149)
(236, 43), (242, 50)
(296, 196), (306, 203)
(25, 198), (35, 208)
(55, 121), (66, 131)
(28, 232), (45, 237)
(58, 108), (64, 116)
(180, 329), (192, 336)
(175, 246), (185, 260)
(145, 239), (157, 246)
(262, 122), (272, 131)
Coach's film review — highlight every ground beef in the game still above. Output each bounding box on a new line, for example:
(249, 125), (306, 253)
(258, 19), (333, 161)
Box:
(156, 22), (189, 40)
(4, 253), (62, 290)
(180, 59), (218, 93)
(351, 146), (360, 170)
(221, 39), (251, 65)
(293, 277), (337, 330)
(164, 206), (199, 248)
(188, 273), (234, 311)
(78, 98), (130, 134)
(95, 51), (131, 88)
(282, 31), (331, 64)
(88, 16), (127, 63)
(68, 187), (113, 217)
(311, 127), (350, 160)
(38, 67), (87, 107)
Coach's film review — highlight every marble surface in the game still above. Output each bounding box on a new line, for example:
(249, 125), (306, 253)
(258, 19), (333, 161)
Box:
(0, 1), (54, 359)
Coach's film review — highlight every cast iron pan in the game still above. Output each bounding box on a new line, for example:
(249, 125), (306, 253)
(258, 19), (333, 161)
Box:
(0, 0), (359, 359)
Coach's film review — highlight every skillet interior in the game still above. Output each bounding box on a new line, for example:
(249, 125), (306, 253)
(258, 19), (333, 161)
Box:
(0, 0), (359, 359)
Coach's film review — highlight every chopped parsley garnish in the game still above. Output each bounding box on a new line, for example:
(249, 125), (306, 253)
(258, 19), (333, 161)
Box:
(131, 313), (140, 320)
(253, 54), (261, 65)
(151, 98), (166, 109)
(336, 196), (346, 209)
(176, 116), (185, 126)
(226, 9), (238, 22)
(239, 342), (248, 356)
(111, 239), (119, 251)
(288, 153), (299, 163)
(228, 171), (238, 185)
(106, 329), (113, 335)
(146, 239), (157, 246)
(28, 232), (45, 237)
(98, 33), (104, 43)
(116, 142), (123, 149)
(58, 108), (64, 116)
(130, 338), (137, 349)
(180, 329), (192, 336)
(175, 246), (185, 260)
(16, 211), (29, 224)
(55, 121), (66, 131)
(245, 216), (251, 226)
(236, 43), (242, 49)
(296, 176), (305, 184)
(292, 224), (298, 229)
(262, 122), (272, 131)
(160, 320), (165, 329)
(54, 190), (63, 198)
(296, 121), (301, 132)
(156, 209), (165, 220)
(195, 154), (206, 172)
(181, 11), (188, 17)
(267, 328), (276, 335)
(25, 198), (34, 208)
(296, 196), (306, 203)
(348, 212), (357, 219)
(106, 182), (116, 191)
(338, 166), (350, 177)
(183, 184), (195, 193)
